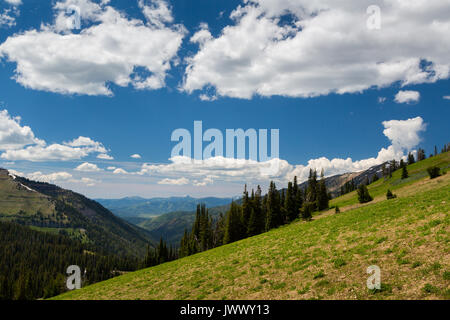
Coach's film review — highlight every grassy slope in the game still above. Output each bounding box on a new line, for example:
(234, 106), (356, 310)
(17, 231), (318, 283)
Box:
(0, 170), (55, 217)
(330, 152), (450, 208)
(55, 154), (450, 300)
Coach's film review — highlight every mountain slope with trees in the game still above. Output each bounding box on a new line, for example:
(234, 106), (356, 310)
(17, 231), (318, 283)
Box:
(0, 221), (140, 300)
(55, 152), (450, 300)
(0, 169), (153, 257)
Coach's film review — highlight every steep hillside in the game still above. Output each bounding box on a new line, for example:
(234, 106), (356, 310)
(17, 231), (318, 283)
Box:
(330, 151), (450, 208)
(54, 153), (450, 300)
(0, 220), (139, 300)
(0, 169), (55, 216)
(0, 169), (152, 257)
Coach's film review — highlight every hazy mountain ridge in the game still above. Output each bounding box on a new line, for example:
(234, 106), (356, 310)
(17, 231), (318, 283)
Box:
(96, 196), (233, 218)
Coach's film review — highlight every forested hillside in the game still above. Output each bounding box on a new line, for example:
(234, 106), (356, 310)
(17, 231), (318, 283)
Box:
(0, 221), (139, 300)
(0, 170), (153, 257)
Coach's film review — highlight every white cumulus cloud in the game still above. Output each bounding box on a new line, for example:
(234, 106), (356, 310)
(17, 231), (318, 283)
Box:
(183, 0), (450, 99)
(0, 110), (43, 150)
(157, 177), (189, 185)
(0, 109), (111, 161)
(75, 162), (102, 172)
(97, 153), (113, 160)
(26, 171), (73, 183)
(0, 0), (186, 95)
(113, 168), (128, 174)
(4, 0), (22, 6)
(394, 90), (420, 104)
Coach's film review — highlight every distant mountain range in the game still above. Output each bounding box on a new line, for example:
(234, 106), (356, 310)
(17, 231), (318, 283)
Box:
(123, 163), (386, 245)
(0, 169), (152, 257)
(96, 196), (233, 218)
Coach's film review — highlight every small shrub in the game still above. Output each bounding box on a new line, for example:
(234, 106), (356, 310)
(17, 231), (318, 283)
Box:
(427, 166), (441, 179)
(423, 283), (439, 294)
(443, 271), (450, 280)
(315, 279), (330, 287)
(386, 189), (397, 200)
(375, 236), (388, 244)
(313, 270), (325, 279)
(369, 283), (392, 294)
(430, 262), (442, 271)
(335, 206), (340, 214)
(297, 285), (310, 295)
(271, 282), (286, 290)
(333, 258), (346, 268)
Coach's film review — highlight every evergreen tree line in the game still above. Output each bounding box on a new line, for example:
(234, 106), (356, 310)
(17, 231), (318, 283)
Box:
(180, 169), (330, 257)
(340, 179), (357, 196)
(0, 221), (140, 300)
(143, 238), (178, 267)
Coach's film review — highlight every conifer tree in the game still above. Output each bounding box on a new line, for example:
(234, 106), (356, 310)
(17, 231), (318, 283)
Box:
(357, 184), (373, 203)
(247, 208), (259, 237)
(417, 148), (426, 161)
(316, 170), (329, 211)
(191, 205), (202, 246)
(265, 181), (282, 230)
(300, 202), (313, 221)
(293, 177), (303, 215)
(390, 159), (398, 172)
(285, 181), (297, 222)
(223, 202), (245, 244)
(280, 189), (287, 223)
(407, 152), (415, 165)
(253, 185), (264, 234)
(241, 185), (251, 230)
(306, 169), (318, 211)
(213, 213), (225, 247)
(179, 230), (189, 258)
(401, 165), (409, 179)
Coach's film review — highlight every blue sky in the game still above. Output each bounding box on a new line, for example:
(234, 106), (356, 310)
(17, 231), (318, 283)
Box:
(0, 0), (449, 198)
